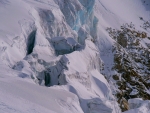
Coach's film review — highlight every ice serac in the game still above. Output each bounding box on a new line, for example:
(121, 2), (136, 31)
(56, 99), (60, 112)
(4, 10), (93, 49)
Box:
(55, 0), (98, 45)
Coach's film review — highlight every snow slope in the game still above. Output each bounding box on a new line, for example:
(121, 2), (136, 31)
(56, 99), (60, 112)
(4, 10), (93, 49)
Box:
(0, 72), (83, 113)
(0, 0), (150, 113)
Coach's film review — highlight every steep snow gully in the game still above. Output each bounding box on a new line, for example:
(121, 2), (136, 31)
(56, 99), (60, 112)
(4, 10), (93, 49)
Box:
(1, 0), (150, 113)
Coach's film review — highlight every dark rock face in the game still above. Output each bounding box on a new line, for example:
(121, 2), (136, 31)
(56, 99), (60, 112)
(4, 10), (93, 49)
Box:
(117, 33), (127, 48)
(112, 75), (119, 80)
(106, 22), (150, 111)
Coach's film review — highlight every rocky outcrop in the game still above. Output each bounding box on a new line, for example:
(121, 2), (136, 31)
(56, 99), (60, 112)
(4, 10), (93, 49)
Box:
(106, 22), (150, 111)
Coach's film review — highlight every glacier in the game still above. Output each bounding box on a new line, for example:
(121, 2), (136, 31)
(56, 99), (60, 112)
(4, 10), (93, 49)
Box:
(0, 0), (150, 113)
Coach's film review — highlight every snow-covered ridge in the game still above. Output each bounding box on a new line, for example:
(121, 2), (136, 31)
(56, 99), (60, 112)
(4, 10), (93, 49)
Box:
(0, 0), (150, 113)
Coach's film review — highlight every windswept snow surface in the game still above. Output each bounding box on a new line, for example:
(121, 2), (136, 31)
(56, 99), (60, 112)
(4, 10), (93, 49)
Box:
(0, 0), (150, 113)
